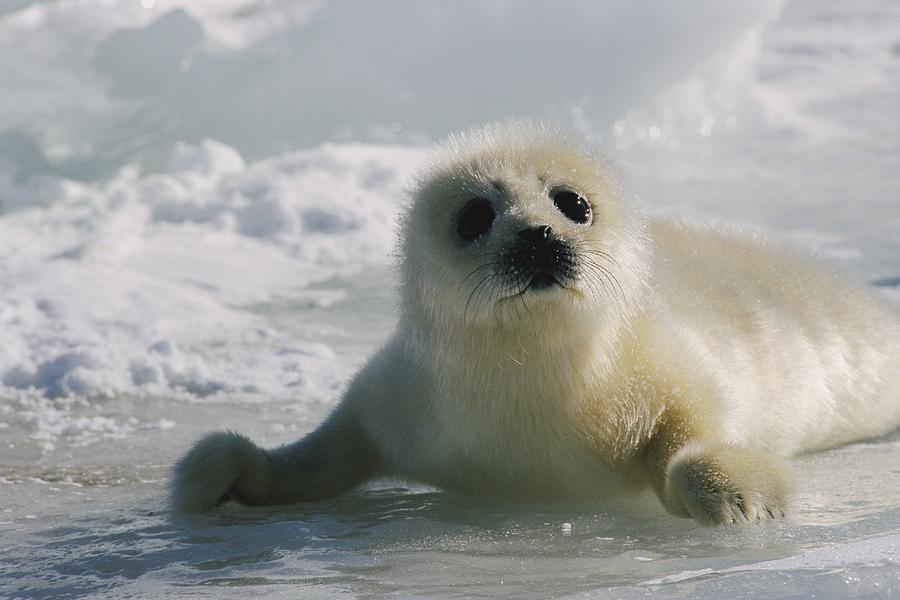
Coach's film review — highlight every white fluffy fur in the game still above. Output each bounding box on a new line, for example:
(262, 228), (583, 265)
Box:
(172, 122), (900, 524)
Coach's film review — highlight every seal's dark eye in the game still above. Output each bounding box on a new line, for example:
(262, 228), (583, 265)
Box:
(457, 198), (495, 241)
(551, 190), (592, 225)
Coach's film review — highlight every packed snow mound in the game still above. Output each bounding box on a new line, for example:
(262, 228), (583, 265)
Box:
(0, 141), (422, 402)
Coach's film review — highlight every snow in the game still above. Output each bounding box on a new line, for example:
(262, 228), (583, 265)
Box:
(1, 0), (900, 598)
(0, 141), (418, 414)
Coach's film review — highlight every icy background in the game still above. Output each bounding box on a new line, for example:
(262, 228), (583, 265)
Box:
(2, 0), (900, 597)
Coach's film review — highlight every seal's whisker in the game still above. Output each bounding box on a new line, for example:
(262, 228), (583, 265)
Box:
(461, 262), (499, 288)
(465, 273), (496, 324)
(579, 256), (625, 304)
(519, 289), (531, 319)
(580, 267), (604, 303)
(575, 244), (622, 268)
(583, 259), (620, 307)
(579, 262), (609, 305)
(482, 272), (505, 320)
(482, 274), (504, 321)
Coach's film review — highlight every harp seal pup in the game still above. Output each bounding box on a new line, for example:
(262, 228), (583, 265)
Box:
(171, 123), (900, 525)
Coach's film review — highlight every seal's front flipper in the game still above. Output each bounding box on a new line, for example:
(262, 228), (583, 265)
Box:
(642, 408), (790, 525)
(170, 412), (380, 514)
(170, 430), (269, 514)
(664, 442), (790, 525)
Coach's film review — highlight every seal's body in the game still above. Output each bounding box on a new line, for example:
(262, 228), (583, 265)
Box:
(172, 124), (900, 524)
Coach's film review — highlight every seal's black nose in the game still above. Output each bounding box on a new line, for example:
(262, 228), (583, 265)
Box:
(506, 224), (576, 290)
(518, 225), (552, 245)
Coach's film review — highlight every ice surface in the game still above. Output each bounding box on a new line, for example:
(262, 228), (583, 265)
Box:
(2, 0), (900, 598)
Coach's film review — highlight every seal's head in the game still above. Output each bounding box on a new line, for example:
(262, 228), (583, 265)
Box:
(400, 123), (649, 345)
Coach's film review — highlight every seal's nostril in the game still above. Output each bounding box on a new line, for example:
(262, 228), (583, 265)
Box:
(518, 225), (553, 244)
